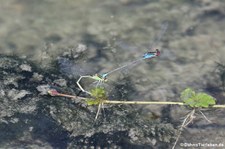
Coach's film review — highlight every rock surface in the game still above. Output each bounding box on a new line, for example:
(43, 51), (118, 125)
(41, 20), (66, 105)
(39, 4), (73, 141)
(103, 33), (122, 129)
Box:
(0, 55), (176, 148)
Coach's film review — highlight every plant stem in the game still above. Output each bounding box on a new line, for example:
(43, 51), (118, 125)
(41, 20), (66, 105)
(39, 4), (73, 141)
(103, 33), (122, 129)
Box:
(48, 91), (225, 108)
(103, 100), (185, 105)
(102, 100), (225, 108)
(212, 105), (225, 108)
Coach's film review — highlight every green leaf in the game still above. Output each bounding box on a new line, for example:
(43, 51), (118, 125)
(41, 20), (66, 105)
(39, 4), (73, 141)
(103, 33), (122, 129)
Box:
(180, 88), (216, 108)
(194, 93), (216, 108)
(86, 99), (100, 106)
(181, 88), (195, 101)
(90, 87), (107, 99)
(183, 98), (196, 107)
(85, 87), (108, 106)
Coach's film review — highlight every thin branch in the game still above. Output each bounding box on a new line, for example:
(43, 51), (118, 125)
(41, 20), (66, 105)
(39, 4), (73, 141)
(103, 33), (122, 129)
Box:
(198, 110), (212, 123)
(212, 105), (225, 108)
(103, 100), (185, 105)
(172, 109), (196, 149)
(48, 90), (225, 107)
(95, 103), (102, 120)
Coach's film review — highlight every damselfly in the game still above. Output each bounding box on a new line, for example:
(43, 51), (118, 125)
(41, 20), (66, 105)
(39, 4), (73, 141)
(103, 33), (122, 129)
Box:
(77, 23), (168, 94)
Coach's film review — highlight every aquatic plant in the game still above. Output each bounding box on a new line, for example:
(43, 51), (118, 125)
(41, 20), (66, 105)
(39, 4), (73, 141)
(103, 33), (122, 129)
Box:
(47, 86), (225, 148)
(181, 88), (216, 108)
(172, 88), (216, 149)
(86, 87), (108, 106)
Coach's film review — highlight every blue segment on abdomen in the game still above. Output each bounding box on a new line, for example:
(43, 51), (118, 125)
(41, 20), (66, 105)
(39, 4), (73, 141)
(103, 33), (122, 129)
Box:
(143, 53), (155, 59)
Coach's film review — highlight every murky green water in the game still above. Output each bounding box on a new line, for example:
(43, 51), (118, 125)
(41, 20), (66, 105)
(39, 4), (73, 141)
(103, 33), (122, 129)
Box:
(1, 0), (225, 148)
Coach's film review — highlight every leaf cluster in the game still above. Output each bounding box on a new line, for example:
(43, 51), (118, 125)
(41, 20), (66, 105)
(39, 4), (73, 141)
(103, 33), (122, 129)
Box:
(86, 87), (108, 105)
(181, 88), (216, 108)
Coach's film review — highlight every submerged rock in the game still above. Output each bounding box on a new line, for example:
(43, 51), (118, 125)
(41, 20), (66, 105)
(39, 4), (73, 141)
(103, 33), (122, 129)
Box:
(7, 89), (31, 101)
(19, 64), (32, 72)
(0, 55), (176, 148)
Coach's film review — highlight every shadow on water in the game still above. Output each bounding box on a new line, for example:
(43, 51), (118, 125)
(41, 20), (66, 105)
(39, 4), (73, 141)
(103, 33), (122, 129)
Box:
(0, 96), (69, 149)
(110, 76), (137, 100)
(198, 9), (225, 22)
(82, 33), (109, 62)
(0, 108), (70, 149)
(160, 106), (172, 122)
(30, 113), (69, 149)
